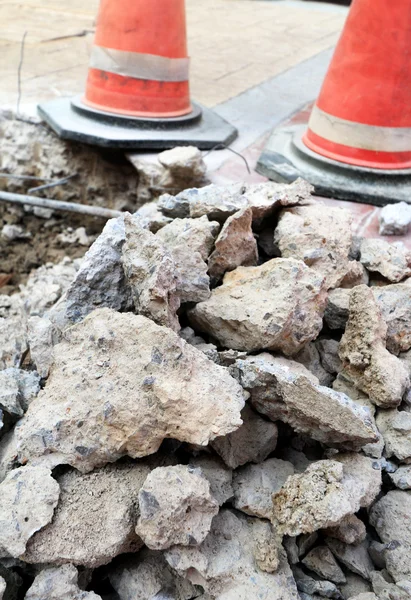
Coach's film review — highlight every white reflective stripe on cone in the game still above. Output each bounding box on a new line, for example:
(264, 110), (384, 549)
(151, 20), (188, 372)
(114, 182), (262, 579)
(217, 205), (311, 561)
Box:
(308, 105), (411, 153)
(90, 45), (190, 82)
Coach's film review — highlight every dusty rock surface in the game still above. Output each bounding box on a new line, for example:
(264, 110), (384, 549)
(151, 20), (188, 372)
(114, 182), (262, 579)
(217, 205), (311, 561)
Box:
(360, 238), (411, 282)
(25, 565), (102, 600)
(274, 204), (353, 289)
(211, 404), (278, 469)
(208, 208), (258, 281)
(23, 462), (156, 567)
(136, 465), (218, 550)
(233, 353), (378, 449)
(189, 454), (233, 505)
(16, 309), (245, 471)
(189, 258), (328, 354)
(165, 509), (300, 599)
(323, 514), (366, 545)
(379, 202), (411, 236)
(302, 545), (346, 584)
(339, 285), (409, 407)
(376, 410), (411, 461)
(0, 466), (59, 557)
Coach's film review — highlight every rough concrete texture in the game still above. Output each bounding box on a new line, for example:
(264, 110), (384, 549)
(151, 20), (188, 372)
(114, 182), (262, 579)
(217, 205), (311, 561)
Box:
(136, 465), (218, 550)
(158, 146), (207, 181)
(274, 204), (353, 289)
(371, 570), (411, 600)
(27, 316), (56, 378)
(189, 454), (233, 506)
(379, 202), (411, 236)
(389, 465), (411, 490)
(272, 455), (381, 537)
(62, 216), (133, 325)
(23, 462), (157, 567)
(210, 404), (277, 469)
(232, 458), (294, 519)
(134, 201), (172, 232)
(340, 572), (373, 599)
(325, 538), (374, 580)
(156, 215), (219, 303)
(323, 514), (366, 545)
(0, 368), (40, 418)
(292, 565), (341, 598)
(25, 565), (102, 600)
(0, 466), (59, 557)
(316, 338), (342, 375)
(109, 548), (198, 600)
(324, 287), (350, 330)
(295, 342), (334, 387)
(376, 410), (411, 461)
(122, 214), (181, 331)
(369, 490), (411, 582)
(208, 208), (258, 281)
(165, 509), (300, 600)
(339, 285), (409, 407)
(189, 258), (328, 355)
(302, 546), (346, 584)
(16, 309), (245, 472)
(360, 238), (411, 283)
(233, 353), (378, 449)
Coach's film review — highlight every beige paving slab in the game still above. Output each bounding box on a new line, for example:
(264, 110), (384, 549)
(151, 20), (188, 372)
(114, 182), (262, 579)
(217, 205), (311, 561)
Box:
(0, 0), (347, 111)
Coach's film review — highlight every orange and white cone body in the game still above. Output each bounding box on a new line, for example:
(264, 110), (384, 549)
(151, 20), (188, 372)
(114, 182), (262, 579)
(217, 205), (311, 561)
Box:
(303, 0), (411, 170)
(84, 0), (192, 118)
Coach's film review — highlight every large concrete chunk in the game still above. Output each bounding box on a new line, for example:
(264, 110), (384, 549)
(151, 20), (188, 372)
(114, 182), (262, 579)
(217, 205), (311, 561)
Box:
(189, 454), (233, 506)
(339, 285), (409, 407)
(272, 455), (381, 537)
(208, 208), (258, 282)
(369, 490), (411, 582)
(0, 466), (59, 557)
(25, 565), (102, 600)
(274, 204), (353, 289)
(136, 465), (218, 550)
(233, 353), (378, 449)
(16, 309), (246, 472)
(376, 409), (411, 461)
(109, 548), (198, 600)
(156, 216), (219, 303)
(23, 463), (154, 568)
(165, 509), (300, 600)
(63, 216), (133, 324)
(189, 258), (328, 355)
(122, 214), (181, 331)
(233, 458), (294, 519)
(211, 404), (278, 469)
(360, 238), (411, 282)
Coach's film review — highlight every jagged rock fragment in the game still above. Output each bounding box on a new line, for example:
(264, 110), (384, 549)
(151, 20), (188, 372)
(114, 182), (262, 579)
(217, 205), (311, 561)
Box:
(109, 548), (198, 600)
(158, 145), (207, 182)
(0, 368), (40, 419)
(292, 565), (342, 599)
(0, 430), (19, 483)
(360, 238), (411, 282)
(0, 466), (59, 557)
(0, 315), (28, 369)
(274, 204), (353, 289)
(211, 404), (278, 469)
(272, 455), (381, 537)
(233, 458), (294, 519)
(16, 309), (245, 472)
(189, 454), (233, 505)
(340, 573), (372, 599)
(208, 208), (258, 281)
(302, 546), (346, 584)
(369, 490), (411, 582)
(23, 463), (155, 567)
(339, 285), (409, 407)
(339, 260), (369, 288)
(27, 316), (58, 378)
(62, 216), (133, 324)
(295, 342), (334, 387)
(323, 514), (366, 545)
(136, 465), (218, 550)
(122, 214), (180, 330)
(316, 338), (342, 375)
(325, 538), (374, 580)
(324, 288), (350, 330)
(376, 410), (411, 461)
(233, 353), (378, 449)
(189, 258), (328, 354)
(379, 202), (411, 236)
(370, 570), (410, 600)
(389, 465), (411, 489)
(156, 215), (219, 303)
(165, 509), (300, 600)
(25, 565), (101, 600)
(134, 201), (172, 232)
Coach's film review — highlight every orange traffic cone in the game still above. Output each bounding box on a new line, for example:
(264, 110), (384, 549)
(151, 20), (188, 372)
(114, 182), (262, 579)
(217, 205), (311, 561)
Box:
(257, 0), (411, 205)
(84, 0), (192, 118)
(38, 0), (236, 150)
(303, 0), (411, 170)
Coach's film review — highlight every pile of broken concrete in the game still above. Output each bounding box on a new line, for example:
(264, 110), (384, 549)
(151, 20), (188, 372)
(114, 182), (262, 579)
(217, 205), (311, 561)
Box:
(0, 178), (410, 600)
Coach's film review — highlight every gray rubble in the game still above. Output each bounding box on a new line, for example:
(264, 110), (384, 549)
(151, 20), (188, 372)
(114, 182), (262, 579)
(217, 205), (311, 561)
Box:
(360, 238), (411, 282)
(302, 546), (346, 584)
(389, 465), (411, 489)
(325, 538), (374, 580)
(25, 565), (102, 600)
(379, 202), (411, 236)
(323, 514), (366, 545)
(375, 409), (411, 461)
(189, 454), (233, 505)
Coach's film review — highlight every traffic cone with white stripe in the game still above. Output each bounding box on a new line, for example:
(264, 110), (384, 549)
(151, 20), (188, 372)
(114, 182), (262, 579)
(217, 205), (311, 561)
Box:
(257, 0), (411, 205)
(38, 0), (236, 150)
